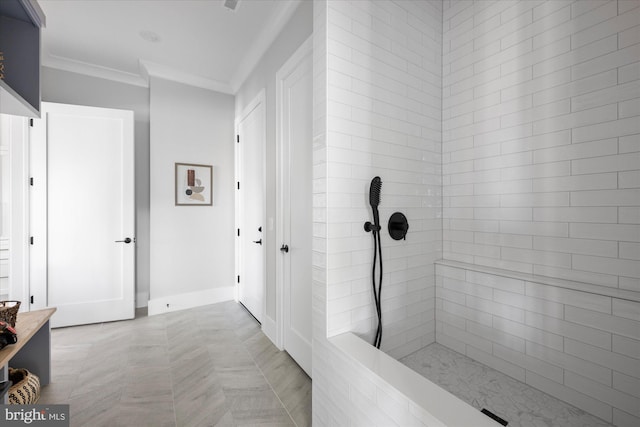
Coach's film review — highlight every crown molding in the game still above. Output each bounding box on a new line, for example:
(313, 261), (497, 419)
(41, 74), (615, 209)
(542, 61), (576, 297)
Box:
(139, 60), (234, 94)
(230, 0), (303, 92)
(42, 53), (148, 87)
(42, 54), (235, 94)
(21, 0), (46, 27)
(42, 0), (303, 95)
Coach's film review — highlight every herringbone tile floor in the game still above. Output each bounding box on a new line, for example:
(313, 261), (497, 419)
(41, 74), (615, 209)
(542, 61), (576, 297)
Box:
(39, 301), (312, 427)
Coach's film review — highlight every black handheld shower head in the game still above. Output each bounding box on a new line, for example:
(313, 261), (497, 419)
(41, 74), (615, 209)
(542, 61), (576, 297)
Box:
(369, 176), (382, 208)
(364, 177), (382, 233)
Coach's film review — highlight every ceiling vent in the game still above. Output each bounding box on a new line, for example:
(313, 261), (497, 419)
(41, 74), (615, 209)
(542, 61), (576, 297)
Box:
(223, 0), (240, 11)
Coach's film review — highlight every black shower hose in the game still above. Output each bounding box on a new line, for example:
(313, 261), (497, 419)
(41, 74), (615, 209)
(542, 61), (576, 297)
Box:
(372, 226), (383, 349)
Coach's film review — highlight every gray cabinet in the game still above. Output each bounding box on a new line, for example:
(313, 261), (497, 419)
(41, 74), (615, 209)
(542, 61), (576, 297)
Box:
(0, 0), (45, 118)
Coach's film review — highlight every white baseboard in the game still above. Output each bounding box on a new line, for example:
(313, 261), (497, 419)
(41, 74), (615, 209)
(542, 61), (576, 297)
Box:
(136, 291), (149, 308)
(147, 286), (235, 316)
(261, 313), (282, 350)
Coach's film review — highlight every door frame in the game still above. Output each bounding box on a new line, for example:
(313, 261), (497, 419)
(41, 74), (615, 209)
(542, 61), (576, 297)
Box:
(29, 112), (48, 311)
(234, 89), (267, 322)
(274, 36), (313, 350)
(2, 115), (31, 308)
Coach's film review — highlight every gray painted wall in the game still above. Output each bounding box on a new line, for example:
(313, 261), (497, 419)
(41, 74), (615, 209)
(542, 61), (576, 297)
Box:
(41, 67), (151, 306)
(149, 77), (235, 304)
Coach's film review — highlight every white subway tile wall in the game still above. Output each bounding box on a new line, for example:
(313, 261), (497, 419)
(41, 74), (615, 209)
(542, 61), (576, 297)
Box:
(440, 2), (640, 424)
(443, 0), (640, 290)
(436, 262), (640, 426)
(314, 0), (640, 426)
(321, 0), (443, 358)
(313, 0), (446, 425)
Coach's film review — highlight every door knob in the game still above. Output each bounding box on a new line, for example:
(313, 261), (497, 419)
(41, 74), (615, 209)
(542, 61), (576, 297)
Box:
(253, 239), (262, 245)
(115, 237), (132, 244)
(280, 244), (289, 253)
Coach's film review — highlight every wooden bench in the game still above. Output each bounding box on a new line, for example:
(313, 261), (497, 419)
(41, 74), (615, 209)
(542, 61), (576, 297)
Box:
(0, 308), (56, 402)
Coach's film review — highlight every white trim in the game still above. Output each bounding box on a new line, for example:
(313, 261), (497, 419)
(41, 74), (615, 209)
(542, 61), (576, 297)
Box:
(2, 116), (31, 308)
(140, 60), (234, 94)
(145, 286), (235, 316)
(9, 117), (31, 309)
(21, 0), (46, 27)
(230, 0), (303, 92)
(234, 89), (267, 322)
(42, 54), (148, 88)
(28, 111), (48, 310)
(43, 54), (234, 92)
(261, 315), (278, 347)
(275, 37), (313, 351)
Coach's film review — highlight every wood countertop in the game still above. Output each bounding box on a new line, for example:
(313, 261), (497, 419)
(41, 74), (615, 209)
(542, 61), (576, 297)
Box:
(0, 308), (56, 367)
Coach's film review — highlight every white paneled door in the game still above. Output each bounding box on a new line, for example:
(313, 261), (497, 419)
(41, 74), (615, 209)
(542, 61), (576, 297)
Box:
(236, 92), (265, 323)
(277, 38), (313, 376)
(31, 102), (135, 327)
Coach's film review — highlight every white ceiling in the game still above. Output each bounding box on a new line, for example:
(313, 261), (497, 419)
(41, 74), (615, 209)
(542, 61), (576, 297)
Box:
(38, 0), (303, 93)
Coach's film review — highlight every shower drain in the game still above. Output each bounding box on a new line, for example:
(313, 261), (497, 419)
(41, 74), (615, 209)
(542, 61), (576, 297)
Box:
(481, 408), (509, 426)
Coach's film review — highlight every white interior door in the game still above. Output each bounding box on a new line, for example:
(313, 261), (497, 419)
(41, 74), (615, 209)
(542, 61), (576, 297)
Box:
(278, 38), (313, 376)
(31, 102), (135, 328)
(236, 92), (265, 323)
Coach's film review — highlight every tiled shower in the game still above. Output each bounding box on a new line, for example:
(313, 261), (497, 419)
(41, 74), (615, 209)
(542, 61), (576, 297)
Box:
(311, 1), (639, 426)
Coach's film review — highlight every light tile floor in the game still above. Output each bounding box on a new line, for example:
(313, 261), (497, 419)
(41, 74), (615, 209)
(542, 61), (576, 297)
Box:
(39, 301), (312, 427)
(401, 343), (613, 427)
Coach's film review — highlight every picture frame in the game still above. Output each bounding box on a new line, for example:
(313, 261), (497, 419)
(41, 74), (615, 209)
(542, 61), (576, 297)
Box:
(175, 163), (213, 206)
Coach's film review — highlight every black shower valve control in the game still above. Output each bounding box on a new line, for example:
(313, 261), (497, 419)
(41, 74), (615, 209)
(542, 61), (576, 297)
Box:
(364, 221), (381, 232)
(388, 212), (409, 241)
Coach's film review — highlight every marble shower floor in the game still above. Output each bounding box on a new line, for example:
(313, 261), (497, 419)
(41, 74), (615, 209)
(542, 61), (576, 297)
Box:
(38, 301), (311, 427)
(400, 343), (612, 427)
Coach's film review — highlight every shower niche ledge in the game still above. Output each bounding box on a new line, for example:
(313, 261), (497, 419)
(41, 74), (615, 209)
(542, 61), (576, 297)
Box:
(436, 259), (640, 303)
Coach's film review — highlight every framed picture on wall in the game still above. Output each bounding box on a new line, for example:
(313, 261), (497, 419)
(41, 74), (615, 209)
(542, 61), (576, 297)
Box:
(175, 163), (213, 206)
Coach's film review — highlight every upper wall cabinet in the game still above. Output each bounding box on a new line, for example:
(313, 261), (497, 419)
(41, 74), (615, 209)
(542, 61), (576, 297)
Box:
(0, 0), (45, 118)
